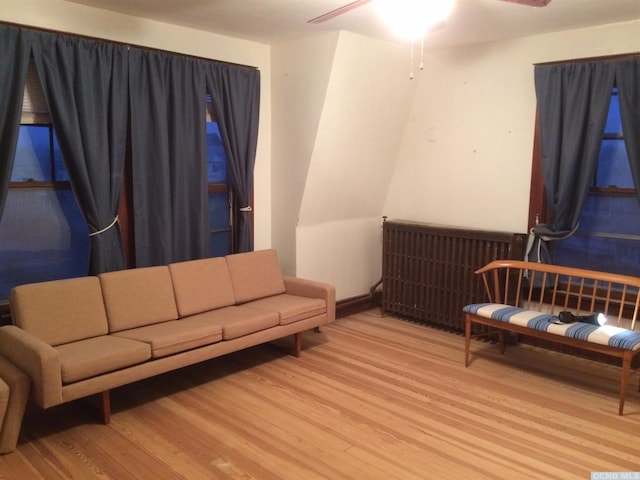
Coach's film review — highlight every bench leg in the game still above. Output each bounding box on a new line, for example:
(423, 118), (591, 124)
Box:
(619, 351), (632, 416)
(464, 315), (472, 367)
(498, 330), (506, 355)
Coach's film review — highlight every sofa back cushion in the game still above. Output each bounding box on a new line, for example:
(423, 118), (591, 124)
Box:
(225, 249), (286, 304)
(169, 257), (236, 317)
(99, 266), (178, 332)
(10, 277), (108, 346)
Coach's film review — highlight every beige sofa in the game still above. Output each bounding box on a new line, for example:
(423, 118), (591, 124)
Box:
(0, 249), (335, 426)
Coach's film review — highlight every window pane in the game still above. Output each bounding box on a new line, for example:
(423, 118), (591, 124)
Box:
(578, 194), (640, 236)
(554, 194), (640, 277)
(209, 192), (230, 230)
(596, 139), (632, 188)
(210, 232), (230, 258)
(553, 235), (640, 277)
(0, 188), (89, 300)
(12, 125), (52, 182)
(12, 126), (70, 183)
(209, 192), (230, 257)
(53, 134), (69, 182)
(604, 91), (622, 134)
(206, 122), (227, 183)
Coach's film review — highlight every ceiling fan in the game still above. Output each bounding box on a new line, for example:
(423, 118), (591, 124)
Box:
(308, 0), (552, 25)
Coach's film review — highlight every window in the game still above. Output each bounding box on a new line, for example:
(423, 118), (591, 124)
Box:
(0, 125), (89, 300)
(549, 88), (640, 276)
(0, 41), (253, 305)
(206, 121), (234, 257)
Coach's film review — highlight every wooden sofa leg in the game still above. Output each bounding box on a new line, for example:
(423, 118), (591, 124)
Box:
(292, 333), (302, 358)
(101, 390), (111, 425)
(618, 352), (632, 416)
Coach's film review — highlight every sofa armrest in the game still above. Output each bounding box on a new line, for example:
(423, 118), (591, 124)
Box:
(0, 326), (62, 408)
(283, 276), (336, 324)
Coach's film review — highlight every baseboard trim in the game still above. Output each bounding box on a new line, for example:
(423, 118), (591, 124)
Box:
(336, 291), (381, 319)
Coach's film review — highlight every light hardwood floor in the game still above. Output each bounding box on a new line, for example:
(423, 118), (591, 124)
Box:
(1, 309), (639, 479)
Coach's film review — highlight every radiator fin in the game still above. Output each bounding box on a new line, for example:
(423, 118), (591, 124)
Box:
(381, 221), (526, 331)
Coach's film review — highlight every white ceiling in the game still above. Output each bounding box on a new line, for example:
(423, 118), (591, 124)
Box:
(64, 0), (640, 49)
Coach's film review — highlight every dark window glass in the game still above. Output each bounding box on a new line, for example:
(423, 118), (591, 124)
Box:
(206, 121), (232, 257)
(596, 139), (632, 188)
(0, 125), (89, 300)
(207, 122), (227, 183)
(604, 88), (622, 134)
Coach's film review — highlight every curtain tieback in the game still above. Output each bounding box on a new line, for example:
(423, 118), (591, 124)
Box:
(89, 216), (119, 237)
(239, 206), (252, 212)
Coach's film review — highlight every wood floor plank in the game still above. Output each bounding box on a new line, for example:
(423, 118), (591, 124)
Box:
(1, 309), (638, 479)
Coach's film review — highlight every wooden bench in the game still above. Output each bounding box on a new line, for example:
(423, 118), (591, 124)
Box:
(463, 260), (640, 415)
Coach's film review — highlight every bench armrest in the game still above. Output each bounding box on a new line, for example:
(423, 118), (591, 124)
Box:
(283, 276), (336, 324)
(0, 326), (62, 408)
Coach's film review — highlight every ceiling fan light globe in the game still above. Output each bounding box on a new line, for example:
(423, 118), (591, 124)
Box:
(374, 0), (456, 41)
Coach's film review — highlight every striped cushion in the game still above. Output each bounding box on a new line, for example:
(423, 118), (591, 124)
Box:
(463, 303), (640, 351)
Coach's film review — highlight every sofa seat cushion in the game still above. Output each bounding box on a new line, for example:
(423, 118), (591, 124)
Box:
(242, 294), (327, 326)
(112, 318), (223, 358)
(189, 306), (279, 340)
(56, 336), (151, 384)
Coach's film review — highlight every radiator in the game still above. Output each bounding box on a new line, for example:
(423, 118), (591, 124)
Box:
(381, 220), (526, 331)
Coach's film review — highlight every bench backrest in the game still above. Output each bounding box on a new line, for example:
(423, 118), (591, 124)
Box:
(476, 260), (640, 330)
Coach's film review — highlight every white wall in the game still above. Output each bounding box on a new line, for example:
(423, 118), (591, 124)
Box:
(384, 20), (640, 235)
(276, 20), (639, 300)
(272, 31), (417, 298)
(271, 32), (339, 275)
(0, 0), (273, 250)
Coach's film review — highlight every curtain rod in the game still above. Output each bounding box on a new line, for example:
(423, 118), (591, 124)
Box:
(0, 20), (259, 71)
(534, 52), (639, 66)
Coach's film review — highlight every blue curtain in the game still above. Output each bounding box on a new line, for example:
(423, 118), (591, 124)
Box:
(205, 63), (260, 253)
(31, 31), (128, 274)
(128, 48), (208, 266)
(0, 25), (31, 219)
(1, 24), (260, 271)
(615, 58), (640, 204)
(527, 61), (616, 264)
(534, 61), (615, 234)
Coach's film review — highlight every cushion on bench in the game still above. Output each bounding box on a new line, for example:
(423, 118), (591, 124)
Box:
(464, 303), (640, 351)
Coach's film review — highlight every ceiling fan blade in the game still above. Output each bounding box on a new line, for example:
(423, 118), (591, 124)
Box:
(308, 0), (374, 24)
(498, 0), (552, 6)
